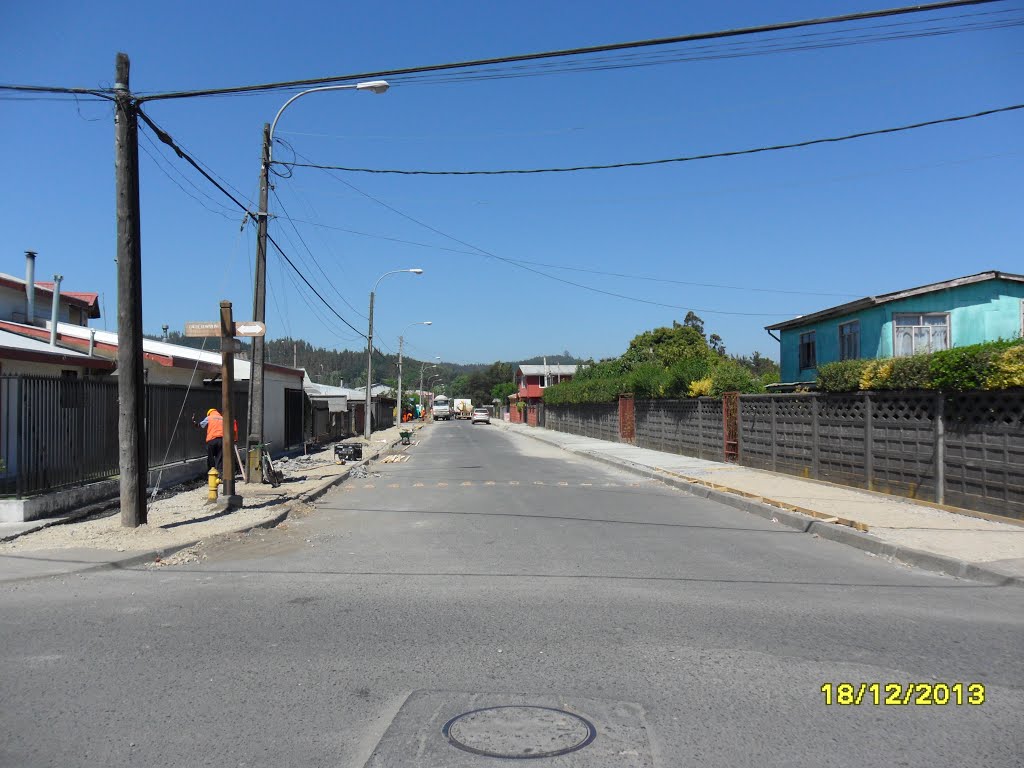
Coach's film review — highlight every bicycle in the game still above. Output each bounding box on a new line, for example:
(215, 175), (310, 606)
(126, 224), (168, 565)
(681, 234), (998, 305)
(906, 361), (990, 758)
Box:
(250, 442), (282, 487)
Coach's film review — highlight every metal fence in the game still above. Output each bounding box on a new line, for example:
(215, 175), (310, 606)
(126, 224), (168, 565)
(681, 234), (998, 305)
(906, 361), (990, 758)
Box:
(1, 375), (246, 498)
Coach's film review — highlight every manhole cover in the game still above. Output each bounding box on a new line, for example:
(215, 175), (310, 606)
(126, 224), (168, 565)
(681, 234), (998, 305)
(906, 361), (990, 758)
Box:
(442, 705), (597, 759)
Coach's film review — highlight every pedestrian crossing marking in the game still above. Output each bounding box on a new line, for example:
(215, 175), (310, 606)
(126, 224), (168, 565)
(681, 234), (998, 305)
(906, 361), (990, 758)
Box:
(509, 481), (520, 486)
(581, 483), (592, 487)
(362, 484), (375, 489)
(461, 481), (472, 486)
(387, 483), (400, 488)
(533, 481), (545, 485)
(413, 482), (425, 487)
(437, 482), (448, 487)
(484, 481), (496, 486)
(557, 481), (569, 486)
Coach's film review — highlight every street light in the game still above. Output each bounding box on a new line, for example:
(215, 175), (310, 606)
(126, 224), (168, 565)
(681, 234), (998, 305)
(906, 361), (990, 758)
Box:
(366, 269), (423, 438)
(398, 321), (431, 424)
(420, 357), (441, 414)
(247, 79), (389, 480)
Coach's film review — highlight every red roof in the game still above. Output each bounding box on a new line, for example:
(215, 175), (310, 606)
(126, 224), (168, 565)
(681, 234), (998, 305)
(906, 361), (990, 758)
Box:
(0, 274), (101, 318)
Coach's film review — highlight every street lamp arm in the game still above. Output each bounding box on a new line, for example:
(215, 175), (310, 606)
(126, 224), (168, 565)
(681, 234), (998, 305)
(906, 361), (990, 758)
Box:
(268, 81), (389, 165)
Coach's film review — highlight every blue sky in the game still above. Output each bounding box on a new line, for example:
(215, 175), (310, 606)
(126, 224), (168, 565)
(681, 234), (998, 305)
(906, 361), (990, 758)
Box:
(2, 0), (1021, 365)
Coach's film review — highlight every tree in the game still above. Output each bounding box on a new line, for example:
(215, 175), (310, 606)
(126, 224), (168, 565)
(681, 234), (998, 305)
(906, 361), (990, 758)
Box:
(492, 381), (516, 402)
(682, 311), (706, 339)
(623, 324), (711, 369)
(709, 334), (726, 356)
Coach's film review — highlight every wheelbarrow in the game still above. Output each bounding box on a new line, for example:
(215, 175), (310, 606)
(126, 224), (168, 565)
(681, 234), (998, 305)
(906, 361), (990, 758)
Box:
(399, 430), (413, 445)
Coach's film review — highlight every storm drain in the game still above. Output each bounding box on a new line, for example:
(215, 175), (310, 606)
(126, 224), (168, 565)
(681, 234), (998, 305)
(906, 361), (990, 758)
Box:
(442, 705), (597, 759)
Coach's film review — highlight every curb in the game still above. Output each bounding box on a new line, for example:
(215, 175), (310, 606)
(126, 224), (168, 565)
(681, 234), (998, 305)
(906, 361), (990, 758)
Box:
(501, 424), (1024, 588)
(0, 506), (294, 585)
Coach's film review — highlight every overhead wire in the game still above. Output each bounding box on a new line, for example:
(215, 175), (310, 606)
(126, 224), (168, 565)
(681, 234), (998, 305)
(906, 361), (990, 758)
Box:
(270, 186), (368, 319)
(133, 0), (1007, 101)
(281, 103), (1024, 176)
(288, 147), (792, 317)
(134, 107), (368, 339)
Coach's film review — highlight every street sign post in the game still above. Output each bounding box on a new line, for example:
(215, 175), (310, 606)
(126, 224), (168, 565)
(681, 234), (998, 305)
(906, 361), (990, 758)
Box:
(234, 321), (266, 337)
(184, 321), (221, 338)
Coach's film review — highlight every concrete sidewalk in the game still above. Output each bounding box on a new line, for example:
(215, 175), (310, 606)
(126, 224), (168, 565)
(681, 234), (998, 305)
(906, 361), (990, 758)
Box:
(0, 424), (421, 583)
(497, 420), (1024, 586)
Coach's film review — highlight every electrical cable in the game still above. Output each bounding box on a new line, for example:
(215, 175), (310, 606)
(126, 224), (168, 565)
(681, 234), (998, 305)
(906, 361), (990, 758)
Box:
(270, 187), (368, 319)
(136, 107), (369, 339)
(281, 103), (1024, 176)
(134, 0), (1006, 101)
(292, 148), (792, 317)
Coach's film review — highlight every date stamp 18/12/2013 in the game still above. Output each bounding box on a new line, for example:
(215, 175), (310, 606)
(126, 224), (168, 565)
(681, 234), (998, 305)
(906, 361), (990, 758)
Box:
(821, 683), (985, 706)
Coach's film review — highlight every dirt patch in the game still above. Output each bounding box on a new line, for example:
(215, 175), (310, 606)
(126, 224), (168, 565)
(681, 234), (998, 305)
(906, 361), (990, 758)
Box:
(0, 426), (416, 556)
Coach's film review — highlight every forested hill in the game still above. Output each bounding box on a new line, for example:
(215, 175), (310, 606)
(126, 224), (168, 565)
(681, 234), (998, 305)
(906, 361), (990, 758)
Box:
(146, 331), (583, 390)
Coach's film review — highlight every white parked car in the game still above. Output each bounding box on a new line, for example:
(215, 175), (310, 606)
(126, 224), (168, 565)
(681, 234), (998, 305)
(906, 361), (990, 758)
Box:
(471, 407), (490, 424)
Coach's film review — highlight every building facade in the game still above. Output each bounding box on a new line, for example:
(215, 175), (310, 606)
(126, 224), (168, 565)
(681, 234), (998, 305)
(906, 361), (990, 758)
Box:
(767, 271), (1024, 383)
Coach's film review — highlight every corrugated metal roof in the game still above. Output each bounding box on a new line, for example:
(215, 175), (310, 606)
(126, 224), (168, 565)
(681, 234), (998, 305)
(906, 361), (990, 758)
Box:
(0, 328), (97, 357)
(766, 270), (1024, 331)
(517, 364), (579, 376)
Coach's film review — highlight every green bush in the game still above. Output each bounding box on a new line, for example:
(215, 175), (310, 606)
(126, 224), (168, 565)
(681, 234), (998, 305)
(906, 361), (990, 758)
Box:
(817, 359), (869, 392)
(709, 360), (761, 397)
(626, 362), (669, 399)
(884, 354), (933, 390)
(665, 355), (713, 397)
(929, 340), (1018, 392)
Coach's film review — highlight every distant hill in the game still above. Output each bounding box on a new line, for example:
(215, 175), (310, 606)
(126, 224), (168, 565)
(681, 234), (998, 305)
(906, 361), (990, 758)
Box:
(144, 333), (587, 388)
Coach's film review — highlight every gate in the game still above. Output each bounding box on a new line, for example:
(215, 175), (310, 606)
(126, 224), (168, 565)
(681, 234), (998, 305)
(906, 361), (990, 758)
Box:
(723, 391), (740, 462)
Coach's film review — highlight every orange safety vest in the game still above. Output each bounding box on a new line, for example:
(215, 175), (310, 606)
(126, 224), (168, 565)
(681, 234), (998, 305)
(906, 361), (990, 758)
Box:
(205, 412), (224, 442)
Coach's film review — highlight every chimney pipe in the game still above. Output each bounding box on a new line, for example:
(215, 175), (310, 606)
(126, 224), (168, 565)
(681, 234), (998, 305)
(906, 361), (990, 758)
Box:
(49, 273), (63, 347)
(88, 328), (96, 357)
(25, 251), (37, 325)
(161, 324), (169, 341)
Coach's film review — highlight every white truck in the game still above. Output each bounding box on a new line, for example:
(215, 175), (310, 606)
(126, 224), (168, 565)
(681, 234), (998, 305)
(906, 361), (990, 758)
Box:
(453, 399), (474, 420)
(432, 395), (452, 421)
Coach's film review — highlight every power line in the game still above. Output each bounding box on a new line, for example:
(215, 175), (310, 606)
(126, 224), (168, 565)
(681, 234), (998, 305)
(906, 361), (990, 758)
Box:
(281, 103), (1024, 176)
(292, 148), (792, 317)
(134, 108), (368, 339)
(135, 0), (1006, 102)
(270, 187), (368, 319)
(383, 11), (1022, 88)
(270, 211), (860, 298)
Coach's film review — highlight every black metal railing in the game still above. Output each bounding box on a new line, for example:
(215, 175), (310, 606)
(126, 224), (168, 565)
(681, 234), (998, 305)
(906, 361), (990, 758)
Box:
(0, 375), (246, 498)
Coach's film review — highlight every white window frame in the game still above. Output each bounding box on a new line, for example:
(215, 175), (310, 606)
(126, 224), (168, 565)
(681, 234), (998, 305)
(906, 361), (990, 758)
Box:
(798, 331), (817, 370)
(893, 312), (950, 357)
(838, 320), (860, 361)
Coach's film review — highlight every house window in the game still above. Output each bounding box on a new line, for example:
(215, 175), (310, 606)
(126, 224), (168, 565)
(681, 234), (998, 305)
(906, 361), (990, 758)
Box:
(798, 331), (816, 370)
(839, 320), (860, 361)
(894, 313), (950, 356)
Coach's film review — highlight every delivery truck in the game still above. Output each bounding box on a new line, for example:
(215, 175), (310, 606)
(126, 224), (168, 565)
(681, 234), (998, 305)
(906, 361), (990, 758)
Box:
(453, 399), (474, 420)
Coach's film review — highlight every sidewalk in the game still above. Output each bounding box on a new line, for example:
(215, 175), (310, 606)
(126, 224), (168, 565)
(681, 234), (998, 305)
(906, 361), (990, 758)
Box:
(497, 420), (1024, 586)
(0, 424), (419, 583)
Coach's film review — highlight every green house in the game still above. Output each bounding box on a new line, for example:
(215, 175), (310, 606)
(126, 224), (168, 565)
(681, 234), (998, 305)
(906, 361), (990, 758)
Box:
(766, 271), (1024, 384)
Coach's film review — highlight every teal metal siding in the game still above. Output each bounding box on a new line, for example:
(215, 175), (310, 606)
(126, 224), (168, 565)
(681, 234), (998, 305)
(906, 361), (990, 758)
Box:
(779, 279), (1024, 382)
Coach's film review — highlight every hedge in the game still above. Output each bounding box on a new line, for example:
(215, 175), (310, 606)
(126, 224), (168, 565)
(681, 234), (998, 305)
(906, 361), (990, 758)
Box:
(817, 339), (1023, 393)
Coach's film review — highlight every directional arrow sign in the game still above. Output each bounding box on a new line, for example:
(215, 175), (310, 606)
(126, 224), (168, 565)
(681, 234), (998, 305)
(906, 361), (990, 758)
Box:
(184, 321), (221, 338)
(234, 321), (266, 337)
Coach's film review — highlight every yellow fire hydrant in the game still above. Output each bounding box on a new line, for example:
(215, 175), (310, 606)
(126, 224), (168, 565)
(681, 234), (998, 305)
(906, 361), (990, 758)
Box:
(207, 468), (220, 501)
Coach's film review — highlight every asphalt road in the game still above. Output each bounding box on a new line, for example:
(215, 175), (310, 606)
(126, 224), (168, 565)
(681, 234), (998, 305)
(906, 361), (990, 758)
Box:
(1, 420), (1022, 767)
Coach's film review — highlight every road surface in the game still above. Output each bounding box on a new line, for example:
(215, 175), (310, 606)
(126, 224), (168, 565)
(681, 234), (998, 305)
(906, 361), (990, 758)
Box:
(1, 421), (1021, 766)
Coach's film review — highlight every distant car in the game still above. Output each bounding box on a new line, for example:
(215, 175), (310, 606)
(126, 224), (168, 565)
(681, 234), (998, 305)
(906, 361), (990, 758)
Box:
(471, 407), (490, 424)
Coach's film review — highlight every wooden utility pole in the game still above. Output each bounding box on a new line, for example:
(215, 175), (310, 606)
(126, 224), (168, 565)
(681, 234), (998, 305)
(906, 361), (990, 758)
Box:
(114, 52), (148, 527)
(246, 123), (271, 482)
(220, 301), (241, 507)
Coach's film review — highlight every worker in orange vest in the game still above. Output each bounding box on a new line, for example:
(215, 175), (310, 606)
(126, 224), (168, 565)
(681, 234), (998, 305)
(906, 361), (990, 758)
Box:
(196, 408), (238, 477)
